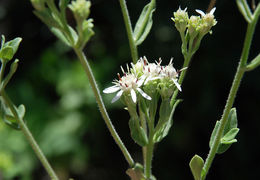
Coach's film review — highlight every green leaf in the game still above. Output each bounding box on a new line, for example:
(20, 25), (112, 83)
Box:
(221, 128), (239, 143)
(153, 99), (181, 143)
(236, 0), (253, 23)
(51, 27), (71, 46)
(4, 37), (22, 56)
(33, 10), (57, 28)
(209, 121), (220, 148)
(129, 117), (148, 146)
(0, 36), (22, 61)
(133, 1), (156, 46)
(0, 46), (14, 61)
(224, 108), (238, 134)
(189, 154), (204, 180)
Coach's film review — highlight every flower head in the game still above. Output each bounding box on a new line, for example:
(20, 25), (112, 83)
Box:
(172, 7), (189, 33)
(195, 7), (217, 35)
(103, 65), (151, 103)
(161, 59), (182, 91)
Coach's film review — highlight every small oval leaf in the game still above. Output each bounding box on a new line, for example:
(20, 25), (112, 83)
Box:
(189, 154), (204, 180)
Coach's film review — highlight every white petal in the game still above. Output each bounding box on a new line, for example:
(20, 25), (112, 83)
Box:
(210, 7), (216, 15)
(195, 9), (205, 16)
(111, 90), (123, 103)
(137, 78), (145, 87)
(137, 88), (151, 100)
(103, 85), (120, 94)
(131, 89), (137, 103)
(172, 78), (182, 91)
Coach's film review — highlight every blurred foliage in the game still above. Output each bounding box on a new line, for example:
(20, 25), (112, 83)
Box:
(0, 0), (259, 180)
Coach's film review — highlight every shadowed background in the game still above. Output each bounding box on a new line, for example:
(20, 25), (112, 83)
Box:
(0, 0), (259, 179)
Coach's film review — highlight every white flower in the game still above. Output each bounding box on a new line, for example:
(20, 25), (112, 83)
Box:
(195, 7), (216, 17)
(103, 65), (151, 103)
(139, 56), (163, 84)
(161, 58), (182, 91)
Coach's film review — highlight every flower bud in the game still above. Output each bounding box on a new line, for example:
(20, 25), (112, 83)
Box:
(172, 7), (189, 34)
(187, 15), (201, 39)
(196, 7), (217, 36)
(69, 0), (91, 23)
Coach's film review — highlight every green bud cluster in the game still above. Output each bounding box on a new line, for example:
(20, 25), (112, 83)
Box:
(172, 7), (217, 56)
(69, 0), (91, 24)
(172, 7), (217, 39)
(171, 7), (189, 34)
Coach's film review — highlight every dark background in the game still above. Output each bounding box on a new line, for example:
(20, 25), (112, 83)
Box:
(0, 0), (259, 179)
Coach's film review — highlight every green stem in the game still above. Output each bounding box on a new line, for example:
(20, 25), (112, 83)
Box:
(201, 17), (258, 180)
(0, 61), (6, 83)
(1, 90), (59, 180)
(145, 116), (154, 179)
(73, 48), (135, 167)
(119, 0), (138, 63)
(170, 53), (191, 106)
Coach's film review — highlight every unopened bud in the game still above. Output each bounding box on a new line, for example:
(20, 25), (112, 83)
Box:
(172, 7), (189, 34)
(187, 15), (201, 38)
(69, 0), (91, 22)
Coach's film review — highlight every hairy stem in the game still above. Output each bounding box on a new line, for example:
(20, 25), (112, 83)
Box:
(145, 116), (155, 179)
(119, 0), (138, 63)
(73, 48), (135, 167)
(202, 16), (258, 180)
(1, 90), (59, 180)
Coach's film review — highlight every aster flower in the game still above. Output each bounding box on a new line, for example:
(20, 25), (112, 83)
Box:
(103, 65), (151, 103)
(139, 56), (163, 85)
(161, 58), (182, 91)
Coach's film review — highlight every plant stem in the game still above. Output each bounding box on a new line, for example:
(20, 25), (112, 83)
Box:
(201, 17), (258, 180)
(145, 117), (155, 179)
(73, 48), (135, 167)
(119, 0), (138, 63)
(0, 61), (6, 83)
(170, 52), (191, 107)
(1, 90), (59, 180)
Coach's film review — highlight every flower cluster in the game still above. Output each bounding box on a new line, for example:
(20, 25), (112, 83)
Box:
(172, 7), (217, 39)
(103, 57), (183, 103)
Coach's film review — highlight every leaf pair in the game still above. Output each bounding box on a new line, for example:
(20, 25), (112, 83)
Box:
(209, 108), (239, 154)
(189, 108), (239, 180)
